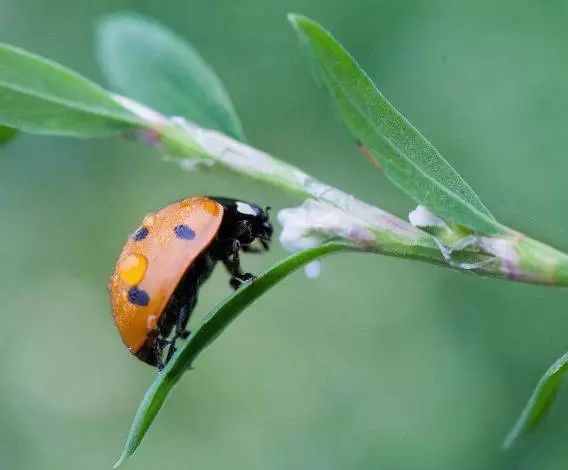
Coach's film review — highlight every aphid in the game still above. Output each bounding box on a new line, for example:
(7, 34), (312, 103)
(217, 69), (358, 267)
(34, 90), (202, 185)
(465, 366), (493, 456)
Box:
(108, 197), (273, 369)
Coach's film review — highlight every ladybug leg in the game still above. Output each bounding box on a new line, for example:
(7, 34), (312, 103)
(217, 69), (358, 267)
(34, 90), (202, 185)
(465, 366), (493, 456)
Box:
(223, 238), (256, 289)
(164, 290), (198, 364)
(165, 341), (176, 364)
(164, 327), (182, 364)
(158, 336), (181, 369)
(175, 302), (193, 341)
(155, 339), (167, 370)
(229, 276), (254, 290)
(164, 333), (181, 364)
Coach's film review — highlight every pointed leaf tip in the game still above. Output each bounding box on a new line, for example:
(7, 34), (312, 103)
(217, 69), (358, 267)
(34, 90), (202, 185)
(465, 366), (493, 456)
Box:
(289, 14), (505, 235)
(503, 351), (568, 450)
(287, 13), (302, 25)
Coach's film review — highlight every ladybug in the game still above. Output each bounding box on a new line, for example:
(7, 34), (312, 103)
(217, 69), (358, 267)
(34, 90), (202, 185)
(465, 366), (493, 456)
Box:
(108, 196), (273, 369)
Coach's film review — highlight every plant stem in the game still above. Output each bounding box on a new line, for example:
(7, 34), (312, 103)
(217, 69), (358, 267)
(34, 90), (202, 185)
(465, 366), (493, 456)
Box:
(113, 94), (568, 288)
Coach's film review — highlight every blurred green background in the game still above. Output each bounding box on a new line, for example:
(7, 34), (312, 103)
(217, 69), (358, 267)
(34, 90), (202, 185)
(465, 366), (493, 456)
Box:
(2, 0), (568, 468)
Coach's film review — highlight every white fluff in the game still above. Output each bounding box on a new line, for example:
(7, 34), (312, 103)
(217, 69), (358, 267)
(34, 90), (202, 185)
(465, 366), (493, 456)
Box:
(408, 205), (446, 228)
(277, 199), (375, 278)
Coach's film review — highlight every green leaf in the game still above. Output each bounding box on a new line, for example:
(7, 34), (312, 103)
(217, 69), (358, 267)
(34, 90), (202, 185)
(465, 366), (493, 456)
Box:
(288, 14), (506, 236)
(0, 125), (17, 145)
(114, 241), (354, 468)
(96, 13), (246, 141)
(0, 44), (140, 137)
(503, 351), (568, 450)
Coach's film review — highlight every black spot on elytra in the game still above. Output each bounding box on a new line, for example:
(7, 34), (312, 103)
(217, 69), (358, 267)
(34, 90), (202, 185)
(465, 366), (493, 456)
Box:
(174, 224), (195, 240)
(132, 226), (149, 241)
(128, 286), (150, 306)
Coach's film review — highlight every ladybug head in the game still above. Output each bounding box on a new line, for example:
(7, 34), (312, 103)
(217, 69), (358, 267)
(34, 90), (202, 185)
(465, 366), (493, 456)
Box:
(208, 197), (273, 250)
(239, 202), (272, 250)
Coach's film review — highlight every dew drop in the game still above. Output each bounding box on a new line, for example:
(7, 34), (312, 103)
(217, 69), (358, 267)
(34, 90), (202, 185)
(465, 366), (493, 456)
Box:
(117, 253), (148, 285)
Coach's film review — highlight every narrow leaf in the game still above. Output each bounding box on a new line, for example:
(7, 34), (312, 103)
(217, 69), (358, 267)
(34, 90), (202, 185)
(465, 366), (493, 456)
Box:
(0, 44), (140, 137)
(114, 241), (354, 467)
(0, 125), (17, 145)
(503, 351), (568, 450)
(97, 13), (245, 141)
(288, 14), (505, 235)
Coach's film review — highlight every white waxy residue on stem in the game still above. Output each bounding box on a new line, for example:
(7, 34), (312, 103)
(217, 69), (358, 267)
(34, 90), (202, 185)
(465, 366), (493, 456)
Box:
(408, 205), (447, 228)
(113, 94), (169, 126)
(278, 199), (375, 251)
(278, 199), (376, 277)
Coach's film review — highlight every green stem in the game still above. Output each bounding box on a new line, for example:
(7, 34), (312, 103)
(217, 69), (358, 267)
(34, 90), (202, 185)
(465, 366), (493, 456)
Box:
(160, 121), (568, 288)
(114, 95), (568, 288)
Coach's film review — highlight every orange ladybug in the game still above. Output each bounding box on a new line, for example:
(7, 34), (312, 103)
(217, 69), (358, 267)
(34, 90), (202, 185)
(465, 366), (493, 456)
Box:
(109, 196), (272, 369)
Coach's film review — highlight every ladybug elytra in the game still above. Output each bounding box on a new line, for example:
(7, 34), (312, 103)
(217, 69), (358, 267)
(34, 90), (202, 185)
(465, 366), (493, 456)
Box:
(109, 196), (272, 369)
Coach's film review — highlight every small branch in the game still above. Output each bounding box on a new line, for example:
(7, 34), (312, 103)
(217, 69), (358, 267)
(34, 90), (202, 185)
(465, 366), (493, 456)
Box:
(113, 94), (568, 288)
(114, 95), (426, 241)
